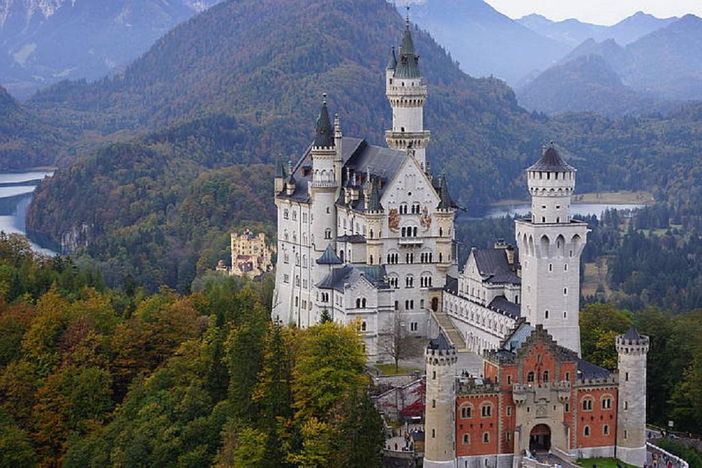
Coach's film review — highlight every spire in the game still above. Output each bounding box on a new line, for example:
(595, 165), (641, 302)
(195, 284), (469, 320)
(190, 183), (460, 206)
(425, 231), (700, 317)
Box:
(395, 10), (420, 79)
(367, 179), (382, 212)
(275, 155), (287, 178)
(285, 160), (295, 185)
(437, 174), (454, 210)
(313, 94), (334, 148)
(622, 327), (643, 342)
(386, 45), (397, 70)
(528, 142), (574, 172)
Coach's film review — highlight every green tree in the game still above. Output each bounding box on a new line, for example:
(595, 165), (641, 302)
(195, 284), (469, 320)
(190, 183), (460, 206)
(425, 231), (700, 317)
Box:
(335, 389), (385, 468)
(0, 409), (36, 468)
(580, 303), (632, 369)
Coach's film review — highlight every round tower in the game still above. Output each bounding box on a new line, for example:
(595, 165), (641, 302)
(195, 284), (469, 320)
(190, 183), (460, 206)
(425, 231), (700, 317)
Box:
(424, 333), (457, 468)
(385, 15), (431, 169)
(615, 327), (649, 467)
(309, 95), (340, 256)
(435, 175), (457, 276)
(515, 144), (588, 355)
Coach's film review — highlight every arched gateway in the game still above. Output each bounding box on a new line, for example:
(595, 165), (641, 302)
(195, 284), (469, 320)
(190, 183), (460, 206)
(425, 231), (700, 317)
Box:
(529, 424), (551, 453)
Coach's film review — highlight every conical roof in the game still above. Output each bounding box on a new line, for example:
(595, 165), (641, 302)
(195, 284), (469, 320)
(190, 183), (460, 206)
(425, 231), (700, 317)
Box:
(437, 175), (454, 210)
(386, 46), (397, 70)
(528, 144), (574, 172)
(316, 244), (343, 265)
(367, 179), (382, 212)
(275, 158), (287, 178)
(622, 327), (642, 341)
(428, 331), (453, 351)
(394, 19), (421, 79)
(313, 97), (334, 148)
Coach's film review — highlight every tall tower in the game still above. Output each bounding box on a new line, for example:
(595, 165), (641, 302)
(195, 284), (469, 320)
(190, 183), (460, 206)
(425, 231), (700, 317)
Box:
(424, 333), (457, 468)
(385, 15), (431, 169)
(309, 95), (341, 258)
(515, 144), (588, 355)
(616, 328), (649, 467)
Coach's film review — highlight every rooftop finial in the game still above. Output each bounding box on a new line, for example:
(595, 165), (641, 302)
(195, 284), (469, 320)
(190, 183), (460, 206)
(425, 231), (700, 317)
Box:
(322, 92), (327, 104)
(406, 6), (410, 27)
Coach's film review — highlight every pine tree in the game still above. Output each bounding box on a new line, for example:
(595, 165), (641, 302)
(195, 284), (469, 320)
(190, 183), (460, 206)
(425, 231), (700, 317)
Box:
(335, 389), (385, 468)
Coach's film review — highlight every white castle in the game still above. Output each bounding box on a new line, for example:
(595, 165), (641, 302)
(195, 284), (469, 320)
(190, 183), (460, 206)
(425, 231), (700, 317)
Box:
(272, 19), (589, 361)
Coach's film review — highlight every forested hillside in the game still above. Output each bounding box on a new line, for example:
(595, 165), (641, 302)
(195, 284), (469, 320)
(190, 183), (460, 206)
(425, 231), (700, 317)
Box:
(23, 0), (702, 291)
(0, 234), (383, 466)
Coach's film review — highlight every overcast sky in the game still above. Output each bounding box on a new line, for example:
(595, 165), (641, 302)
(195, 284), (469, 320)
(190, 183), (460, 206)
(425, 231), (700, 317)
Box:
(483, 0), (702, 25)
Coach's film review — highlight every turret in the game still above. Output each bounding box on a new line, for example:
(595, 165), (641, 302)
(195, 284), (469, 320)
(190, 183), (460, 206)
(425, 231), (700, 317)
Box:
(274, 157), (287, 195)
(423, 332), (457, 468)
(515, 142), (588, 355)
(615, 327), (649, 467)
(285, 160), (296, 196)
(527, 144), (575, 225)
(385, 13), (431, 169)
(309, 95), (339, 254)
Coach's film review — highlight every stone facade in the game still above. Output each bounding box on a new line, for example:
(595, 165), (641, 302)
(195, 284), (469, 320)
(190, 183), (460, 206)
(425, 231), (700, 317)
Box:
(423, 325), (648, 467)
(226, 229), (273, 279)
(271, 20), (457, 361)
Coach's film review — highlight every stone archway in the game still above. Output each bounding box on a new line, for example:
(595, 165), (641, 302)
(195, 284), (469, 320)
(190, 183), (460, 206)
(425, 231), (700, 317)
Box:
(529, 424), (551, 453)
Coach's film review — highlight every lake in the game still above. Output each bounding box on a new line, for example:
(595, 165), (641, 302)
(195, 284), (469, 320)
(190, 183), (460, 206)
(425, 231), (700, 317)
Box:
(0, 170), (57, 256)
(484, 202), (645, 219)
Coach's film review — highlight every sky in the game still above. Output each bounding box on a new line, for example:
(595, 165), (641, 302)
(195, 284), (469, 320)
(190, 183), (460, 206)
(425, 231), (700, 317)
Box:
(482, 0), (702, 25)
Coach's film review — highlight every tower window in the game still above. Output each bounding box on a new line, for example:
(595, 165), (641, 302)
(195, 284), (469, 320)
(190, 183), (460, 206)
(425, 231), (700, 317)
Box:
(584, 426), (590, 437)
(527, 372), (535, 383)
(481, 404), (492, 417)
(545, 310), (549, 319)
(625, 372), (629, 382)
(582, 398), (593, 411)
(563, 288), (568, 295)
(463, 434), (470, 444)
(460, 405), (472, 419)
(549, 264), (553, 271)
(542, 371), (549, 382)
(432, 399), (436, 408)
(483, 432), (490, 443)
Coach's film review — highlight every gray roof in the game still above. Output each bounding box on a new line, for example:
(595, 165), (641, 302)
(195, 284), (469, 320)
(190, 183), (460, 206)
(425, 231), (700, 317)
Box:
(487, 296), (521, 319)
(336, 234), (366, 244)
(473, 248), (520, 285)
(528, 145), (574, 173)
(428, 331), (453, 352)
(437, 175), (456, 210)
(386, 46), (397, 70)
(316, 244), (342, 265)
(577, 358), (611, 380)
(444, 275), (458, 294)
(395, 22), (421, 79)
(314, 100), (334, 148)
(317, 264), (389, 292)
(622, 326), (642, 341)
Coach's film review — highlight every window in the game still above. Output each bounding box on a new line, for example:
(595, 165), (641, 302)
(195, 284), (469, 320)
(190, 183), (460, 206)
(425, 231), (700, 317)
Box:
(432, 429), (435, 438)
(565, 403), (570, 412)
(602, 396), (612, 410)
(463, 434), (470, 444)
(625, 372), (629, 382)
(564, 264), (568, 271)
(284, 209), (289, 219)
(549, 263), (553, 271)
(410, 321), (418, 332)
(563, 311), (567, 318)
(506, 406), (512, 416)
(460, 405), (472, 418)
(563, 288), (568, 295)
(582, 398), (593, 411)
(483, 432), (490, 444)
(324, 228), (332, 239)
(603, 425), (610, 436)
(432, 399), (436, 408)
(507, 375), (512, 385)
(545, 310), (549, 319)
(584, 426), (591, 437)
(361, 321), (367, 332)
(527, 372), (535, 383)
(542, 371), (549, 382)
(624, 401), (628, 410)
(481, 404), (492, 417)
(565, 372), (570, 381)
(283, 274), (289, 283)
(432, 371), (436, 380)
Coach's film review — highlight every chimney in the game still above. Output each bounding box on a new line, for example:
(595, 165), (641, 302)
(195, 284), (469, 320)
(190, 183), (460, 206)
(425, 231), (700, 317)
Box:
(505, 244), (515, 265)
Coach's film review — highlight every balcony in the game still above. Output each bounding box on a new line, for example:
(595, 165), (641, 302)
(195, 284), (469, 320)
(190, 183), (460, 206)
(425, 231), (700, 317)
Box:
(398, 237), (423, 246)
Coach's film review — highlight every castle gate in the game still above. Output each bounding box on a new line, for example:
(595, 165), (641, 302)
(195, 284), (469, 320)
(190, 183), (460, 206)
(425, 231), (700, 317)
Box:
(529, 424), (551, 453)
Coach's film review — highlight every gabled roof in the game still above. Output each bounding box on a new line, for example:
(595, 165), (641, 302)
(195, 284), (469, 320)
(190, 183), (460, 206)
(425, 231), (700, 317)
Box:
(528, 145), (574, 173)
(472, 248), (520, 285)
(316, 244), (342, 265)
(317, 265), (389, 292)
(336, 234), (366, 244)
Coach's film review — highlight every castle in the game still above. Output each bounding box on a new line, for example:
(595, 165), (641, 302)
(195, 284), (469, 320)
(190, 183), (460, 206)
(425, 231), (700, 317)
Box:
(273, 17), (456, 358)
(271, 18), (649, 466)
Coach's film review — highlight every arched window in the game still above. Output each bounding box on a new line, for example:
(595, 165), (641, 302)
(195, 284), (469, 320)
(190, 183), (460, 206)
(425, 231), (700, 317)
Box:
(463, 433), (470, 444)
(356, 298), (361, 308)
(362, 298), (367, 308)
(460, 404), (472, 419)
(582, 397), (593, 411)
(602, 395), (613, 410)
(584, 426), (591, 437)
(527, 372), (535, 383)
(542, 371), (549, 382)
(480, 403), (492, 417)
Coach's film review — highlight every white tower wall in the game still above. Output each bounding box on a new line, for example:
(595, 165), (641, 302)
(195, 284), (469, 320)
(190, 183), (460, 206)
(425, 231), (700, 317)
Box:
(616, 331), (649, 467)
(424, 341), (457, 468)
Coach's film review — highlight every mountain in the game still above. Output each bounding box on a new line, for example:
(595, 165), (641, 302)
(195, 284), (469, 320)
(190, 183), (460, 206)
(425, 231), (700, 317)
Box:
(0, 0), (222, 98)
(25, 0), (545, 289)
(518, 14), (607, 47)
(23, 0), (702, 293)
(519, 14), (702, 113)
(517, 54), (665, 116)
(397, 0), (569, 85)
(518, 11), (676, 47)
(623, 14), (702, 100)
